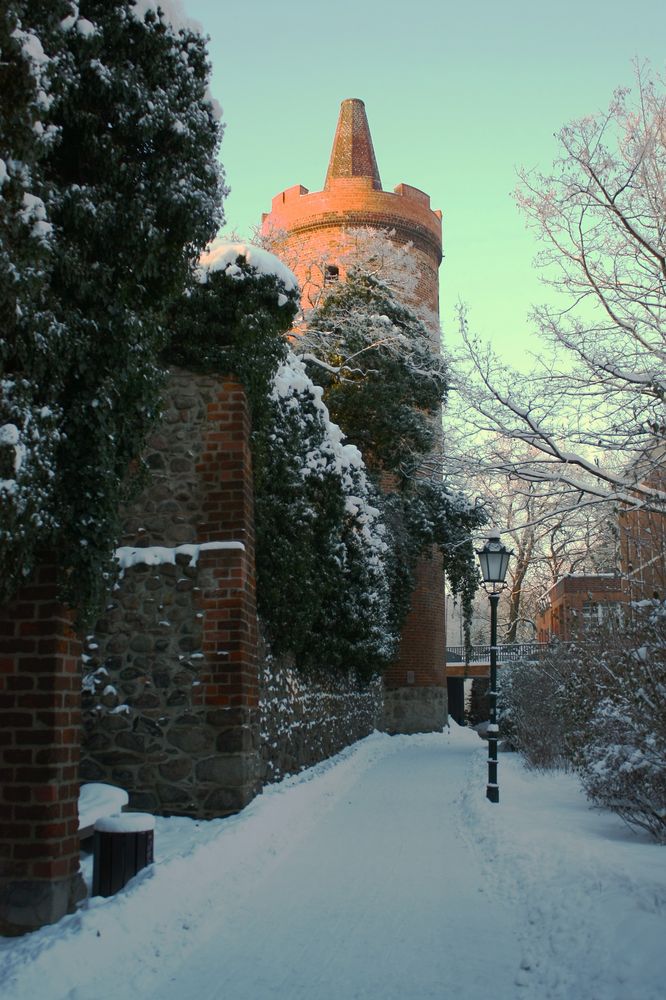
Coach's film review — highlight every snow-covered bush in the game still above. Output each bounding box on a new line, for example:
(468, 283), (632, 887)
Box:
(565, 602), (666, 843)
(298, 262), (485, 637)
(301, 268), (447, 477)
(258, 352), (394, 676)
(498, 650), (570, 769)
(500, 602), (666, 841)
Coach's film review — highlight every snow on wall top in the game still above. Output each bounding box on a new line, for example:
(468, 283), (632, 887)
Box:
(95, 812), (156, 833)
(78, 783), (129, 832)
(115, 541), (245, 571)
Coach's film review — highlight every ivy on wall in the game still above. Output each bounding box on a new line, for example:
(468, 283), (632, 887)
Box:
(166, 254), (396, 677)
(166, 249), (484, 675)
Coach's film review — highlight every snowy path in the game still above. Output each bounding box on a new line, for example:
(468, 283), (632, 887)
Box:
(1, 725), (665, 1000)
(141, 732), (524, 1000)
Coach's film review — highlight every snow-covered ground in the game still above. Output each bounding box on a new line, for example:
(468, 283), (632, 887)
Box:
(1, 724), (664, 1000)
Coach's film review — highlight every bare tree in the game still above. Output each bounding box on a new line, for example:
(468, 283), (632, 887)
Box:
(453, 63), (666, 514)
(473, 462), (616, 642)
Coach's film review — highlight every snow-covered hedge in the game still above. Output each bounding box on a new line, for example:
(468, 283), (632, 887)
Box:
(498, 652), (570, 769)
(567, 602), (666, 843)
(257, 351), (395, 674)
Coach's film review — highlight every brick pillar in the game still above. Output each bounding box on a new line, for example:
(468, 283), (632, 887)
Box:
(381, 546), (448, 734)
(192, 378), (262, 814)
(0, 565), (84, 936)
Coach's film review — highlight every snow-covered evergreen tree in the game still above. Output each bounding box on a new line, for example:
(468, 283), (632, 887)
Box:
(297, 260), (485, 642)
(300, 268), (447, 477)
(0, 1), (224, 617)
(258, 353), (394, 675)
(0, 3), (65, 591)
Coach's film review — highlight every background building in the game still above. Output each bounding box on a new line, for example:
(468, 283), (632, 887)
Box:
(536, 573), (625, 642)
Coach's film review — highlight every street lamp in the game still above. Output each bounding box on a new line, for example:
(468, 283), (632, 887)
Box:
(476, 529), (513, 803)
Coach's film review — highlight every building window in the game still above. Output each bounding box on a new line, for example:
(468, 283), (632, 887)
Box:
(325, 264), (339, 283)
(581, 601), (623, 630)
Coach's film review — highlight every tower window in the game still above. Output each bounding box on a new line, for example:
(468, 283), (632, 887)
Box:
(325, 264), (340, 283)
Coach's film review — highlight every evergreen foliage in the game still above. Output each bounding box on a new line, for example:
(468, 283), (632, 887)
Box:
(166, 255), (295, 437)
(0, 1), (224, 619)
(257, 355), (394, 677)
(466, 678), (490, 729)
(165, 254), (394, 677)
(299, 265), (485, 640)
(303, 270), (447, 475)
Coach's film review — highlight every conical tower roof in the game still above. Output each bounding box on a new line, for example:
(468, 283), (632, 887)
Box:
(324, 98), (382, 191)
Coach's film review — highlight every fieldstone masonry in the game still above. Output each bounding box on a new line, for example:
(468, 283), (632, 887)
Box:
(80, 369), (383, 816)
(260, 646), (383, 782)
(80, 370), (262, 818)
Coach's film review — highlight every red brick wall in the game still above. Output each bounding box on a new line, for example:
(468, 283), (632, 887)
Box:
(0, 565), (83, 934)
(620, 504), (666, 602)
(384, 546), (447, 689)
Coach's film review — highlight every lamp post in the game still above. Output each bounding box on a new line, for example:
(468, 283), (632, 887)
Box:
(476, 529), (513, 803)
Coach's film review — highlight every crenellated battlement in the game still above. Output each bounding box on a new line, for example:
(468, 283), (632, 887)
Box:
(262, 102), (442, 318)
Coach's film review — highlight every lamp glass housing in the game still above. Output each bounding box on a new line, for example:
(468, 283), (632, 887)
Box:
(476, 539), (512, 585)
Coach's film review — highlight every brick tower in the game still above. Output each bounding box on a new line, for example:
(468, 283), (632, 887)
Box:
(262, 98), (447, 733)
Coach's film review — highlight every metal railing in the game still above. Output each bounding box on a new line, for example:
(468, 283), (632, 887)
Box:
(445, 642), (547, 665)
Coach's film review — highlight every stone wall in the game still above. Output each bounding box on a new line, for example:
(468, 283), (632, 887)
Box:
(80, 370), (262, 818)
(259, 649), (383, 783)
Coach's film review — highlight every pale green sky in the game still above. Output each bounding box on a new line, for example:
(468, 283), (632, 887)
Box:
(183, 0), (665, 364)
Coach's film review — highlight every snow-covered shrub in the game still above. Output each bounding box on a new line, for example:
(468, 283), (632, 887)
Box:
(258, 352), (394, 676)
(298, 262), (485, 636)
(466, 678), (489, 729)
(301, 268), (448, 477)
(502, 603), (666, 839)
(565, 602), (666, 843)
(498, 650), (570, 769)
